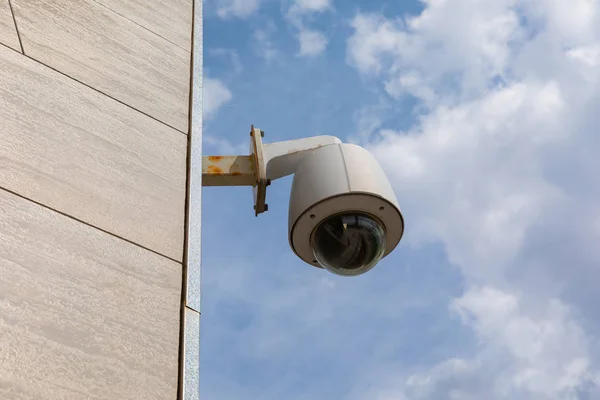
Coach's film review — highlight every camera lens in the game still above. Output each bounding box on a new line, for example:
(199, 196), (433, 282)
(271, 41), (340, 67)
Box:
(311, 212), (386, 276)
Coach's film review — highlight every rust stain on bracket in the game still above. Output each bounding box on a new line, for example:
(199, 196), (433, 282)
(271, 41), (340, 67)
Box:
(202, 155), (255, 186)
(201, 125), (270, 216)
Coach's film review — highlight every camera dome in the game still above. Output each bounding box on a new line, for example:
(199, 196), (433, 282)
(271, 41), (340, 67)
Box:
(311, 212), (386, 276)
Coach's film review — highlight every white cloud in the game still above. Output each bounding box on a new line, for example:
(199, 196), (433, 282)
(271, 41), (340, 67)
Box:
(401, 287), (595, 400)
(249, 19), (280, 63)
(203, 77), (232, 119)
(351, 100), (390, 141)
(297, 29), (328, 57)
(216, 0), (262, 18)
(363, 286), (598, 400)
(203, 134), (247, 155)
(208, 48), (243, 75)
(287, 0), (331, 57)
(290, 0), (331, 15)
(347, 0), (600, 291)
(371, 81), (567, 274)
(252, 28), (278, 63)
(347, 4), (521, 104)
(347, 0), (600, 398)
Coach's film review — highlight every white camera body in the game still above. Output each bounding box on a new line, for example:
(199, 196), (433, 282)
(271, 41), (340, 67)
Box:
(259, 135), (404, 276)
(287, 143), (404, 275)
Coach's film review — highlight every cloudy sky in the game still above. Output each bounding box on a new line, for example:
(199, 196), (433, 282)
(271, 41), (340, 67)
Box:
(200, 0), (600, 399)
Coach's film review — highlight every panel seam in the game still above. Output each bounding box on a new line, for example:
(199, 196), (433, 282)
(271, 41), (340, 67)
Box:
(6, 0), (23, 53)
(0, 186), (182, 264)
(89, 0), (191, 53)
(0, 42), (188, 135)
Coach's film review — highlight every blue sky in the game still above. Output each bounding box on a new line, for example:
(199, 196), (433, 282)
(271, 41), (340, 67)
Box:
(201, 1), (600, 399)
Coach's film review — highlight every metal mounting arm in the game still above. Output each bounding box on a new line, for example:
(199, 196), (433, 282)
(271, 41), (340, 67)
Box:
(202, 126), (341, 216)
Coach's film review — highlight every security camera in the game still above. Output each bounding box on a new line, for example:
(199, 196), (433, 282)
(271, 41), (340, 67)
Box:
(288, 143), (404, 276)
(203, 126), (405, 276)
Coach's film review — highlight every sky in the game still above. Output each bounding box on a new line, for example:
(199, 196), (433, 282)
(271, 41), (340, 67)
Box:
(200, 0), (600, 399)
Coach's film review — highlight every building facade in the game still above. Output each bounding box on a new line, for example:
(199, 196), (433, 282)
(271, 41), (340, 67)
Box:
(0, 0), (201, 398)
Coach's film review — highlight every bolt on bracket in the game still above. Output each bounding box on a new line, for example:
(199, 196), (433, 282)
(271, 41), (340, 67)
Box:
(250, 126), (268, 216)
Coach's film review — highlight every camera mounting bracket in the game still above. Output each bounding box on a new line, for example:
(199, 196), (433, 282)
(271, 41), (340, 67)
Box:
(202, 125), (341, 216)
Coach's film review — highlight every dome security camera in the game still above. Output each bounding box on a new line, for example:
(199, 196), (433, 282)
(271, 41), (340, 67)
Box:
(202, 126), (405, 276)
(288, 143), (404, 276)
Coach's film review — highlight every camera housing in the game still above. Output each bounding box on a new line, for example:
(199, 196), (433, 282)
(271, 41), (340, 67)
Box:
(288, 143), (404, 276)
(203, 128), (405, 276)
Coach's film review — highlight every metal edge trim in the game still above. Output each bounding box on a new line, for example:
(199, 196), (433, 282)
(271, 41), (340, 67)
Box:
(186, 0), (202, 315)
(181, 0), (202, 399)
(182, 307), (201, 400)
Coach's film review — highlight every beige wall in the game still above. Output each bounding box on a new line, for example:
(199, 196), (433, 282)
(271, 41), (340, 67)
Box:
(0, 1), (192, 398)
